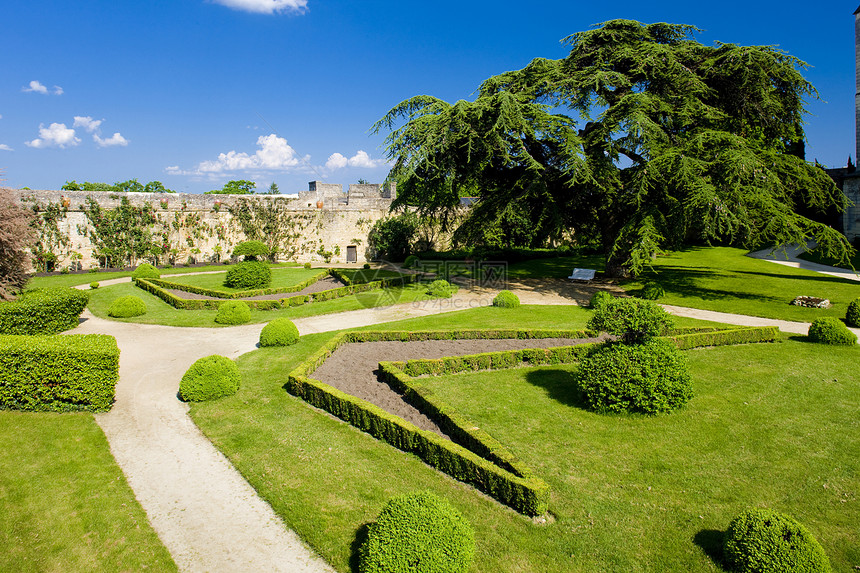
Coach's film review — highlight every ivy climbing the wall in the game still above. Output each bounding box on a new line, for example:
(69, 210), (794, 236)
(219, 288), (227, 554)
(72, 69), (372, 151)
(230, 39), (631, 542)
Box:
(77, 197), (159, 268)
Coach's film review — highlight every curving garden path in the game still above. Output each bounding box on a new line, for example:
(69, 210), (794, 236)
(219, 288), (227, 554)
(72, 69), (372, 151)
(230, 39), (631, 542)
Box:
(70, 259), (859, 571)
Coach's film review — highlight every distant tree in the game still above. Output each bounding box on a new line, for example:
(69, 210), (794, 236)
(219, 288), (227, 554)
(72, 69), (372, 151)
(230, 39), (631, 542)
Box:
(114, 179), (145, 193)
(0, 190), (34, 300)
(144, 180), (175, 194)
(205, 180), (257, 195)
(357, 178), (370, 184)
(62, 180), (116, 192)
(266, 182), (280, 195)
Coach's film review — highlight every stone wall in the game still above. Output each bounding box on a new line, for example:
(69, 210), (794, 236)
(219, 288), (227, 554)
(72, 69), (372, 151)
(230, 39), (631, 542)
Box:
(843, 175), (860, 241)
(4, 181), (396, 270)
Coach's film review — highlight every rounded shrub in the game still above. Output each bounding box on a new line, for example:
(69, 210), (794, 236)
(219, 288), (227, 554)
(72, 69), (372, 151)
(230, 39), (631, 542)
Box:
(178, 355), (240, 402)
(303, 262), (312, 269)
(215, 300), (251, 325)
(493, 290), (520, 309)
(427, 279), (456, 298)
(587, 297), (674, 344)
(359, 491), (475, 573)
(232, 240), (269, 261)
(403, 254), (420, 269)
(259, 318), (300, 347)
(107, 295), (147, 318)
(641, 282), (665, 300)
(89, 282), (99, 290)
(724, 508), (830, 573)
(131, 263), (160, 280)
(575, 339), (693, 415)
(846, 297), (860, 328)
(224, 260), (271, 289)
(363, 263), (371, 270)
(807, 317), (857, 345)
(589, 290), (613, 310)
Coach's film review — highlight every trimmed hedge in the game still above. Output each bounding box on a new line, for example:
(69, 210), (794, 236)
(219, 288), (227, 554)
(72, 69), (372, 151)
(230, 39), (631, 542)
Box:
(724, 508), (830, 573)
(589, 290), (612, 309)
(359, 491), (474, 573)
(259, 318), (300, 347)
(224, 260), (271, 289)
(665, 326), (780, 350)
(808, 317), (857, 345)
(588, 297), (674, 344)
(179, 355), (240, 402)
(847, 297), (860, 328)
(215, 300), (251, 325)
(0, 287), (89, 335)
(0, 334), (119, 411)
(133, 278), (283, 310)
(107, 295), (147, 318)
(131, 263), (160, 280)
(493, 290), (520, 308)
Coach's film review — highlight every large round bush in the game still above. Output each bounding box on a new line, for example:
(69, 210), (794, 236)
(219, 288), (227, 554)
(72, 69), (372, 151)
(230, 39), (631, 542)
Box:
(846, 297), (860, 328)
(179, 355), (240, 402)
(224, 260), (271, 289)
(131, 263), (160, 280)
(426, 279), (456, 298)
(575, 339), (692, 415)
(807, 317), (857, 345)
(215, 300), (251, 325)
(724, 508), (830, 573)
(259, 318), (300, 347)
(493, 290), (520, 309)
(587, 297), (674, 344)
(232, 240), (269, 261)
(107, 295), (147, 318)
(403, 254), (420, 269)
(359, 491), (474, 573)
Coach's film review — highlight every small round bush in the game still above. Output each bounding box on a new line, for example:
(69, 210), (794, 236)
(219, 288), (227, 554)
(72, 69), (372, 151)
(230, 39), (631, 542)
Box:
(589, 290), (613, 309)
(107, 295), (147, 318)
(363, 263), (371, 270)
(807, 317), (857, 345)
(259, 318), (300, 347)
(575, 339), (693, 415)
(846, 297), (860, 328)
(179, 355), (240, 402)
(641, 282), (665, 300)
(427, 279), (456, 298)
(131, 263), (160, 280)
(224, 260), (271, 289)
(724, 508), (830, 573)
(587, 297), (674, 344)
(232, 240), (269, 261)
(89, 281), (99, 289)
(403, 254), (420, 269)
(215, 300), (251, 325)
(493, 290), (520, 309)
(359, 491), (474, 573)
(303, 262), (312, 269)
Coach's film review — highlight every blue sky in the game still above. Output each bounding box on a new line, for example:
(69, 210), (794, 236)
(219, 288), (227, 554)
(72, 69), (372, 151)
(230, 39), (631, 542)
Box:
(1, 0), (858, 194)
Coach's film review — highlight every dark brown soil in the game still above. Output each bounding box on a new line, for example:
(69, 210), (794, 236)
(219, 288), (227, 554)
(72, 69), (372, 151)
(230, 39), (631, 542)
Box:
(311, 337), (606, 438)
(164, 275), (346, 301)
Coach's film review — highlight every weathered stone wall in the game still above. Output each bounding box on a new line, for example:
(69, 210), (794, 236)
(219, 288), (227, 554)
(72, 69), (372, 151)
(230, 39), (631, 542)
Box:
(4, 181), (396, 270)
(843, 175), (860, 241)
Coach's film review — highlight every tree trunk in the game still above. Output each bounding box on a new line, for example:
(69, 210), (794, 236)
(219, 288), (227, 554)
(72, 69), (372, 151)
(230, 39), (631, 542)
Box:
(604, 250), (632, 279)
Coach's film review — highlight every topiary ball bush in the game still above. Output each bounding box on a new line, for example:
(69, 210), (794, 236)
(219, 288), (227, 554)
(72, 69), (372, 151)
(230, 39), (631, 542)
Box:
(215, 300), (251, 325)
(575, 339), (693, 415)
(303, 262), (312, 269)
(846, 297), (860, 328)
(259, 318), (300, 347)
(232, 240), (269, 261)
(363, 263), (371, 270)
(589, 290), (613, 310)
(587, 297), (674, 344)
(493, 290), (520, 309)
(131, 263), (160, 280)
(807, 317), (857, 345)
(107, 295), (147, 318)
(427, 279), (457, 298)
(178, 355), (240, 402)
(724, 508), (830, 573)
(89, 282), (99, 289)
(359, 491), (475, 573)
(641, 282), (665, 300)
(224, 260), (271, 289)
(403, 254), (420, 269)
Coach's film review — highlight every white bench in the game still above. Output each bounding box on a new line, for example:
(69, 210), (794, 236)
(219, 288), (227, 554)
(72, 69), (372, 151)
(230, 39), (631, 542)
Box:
(567, 268), (596, 282)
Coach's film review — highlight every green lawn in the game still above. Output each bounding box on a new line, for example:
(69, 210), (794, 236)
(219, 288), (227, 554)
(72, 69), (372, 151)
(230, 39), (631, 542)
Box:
(185, 306), (856, 572)
(506, 253), (606, 279)
(798, 248), (860, 271)
(0, 411), (176, 572)
(164, 266), (324, 293)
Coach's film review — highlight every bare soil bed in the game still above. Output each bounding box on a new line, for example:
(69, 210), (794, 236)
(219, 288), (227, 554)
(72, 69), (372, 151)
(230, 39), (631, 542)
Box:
(164, 275), (346, 301)
(310, 336), (606, 437)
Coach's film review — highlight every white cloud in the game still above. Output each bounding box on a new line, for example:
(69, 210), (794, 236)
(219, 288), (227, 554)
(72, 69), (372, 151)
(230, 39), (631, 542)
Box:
(74, 116), (102, 133)
(196, 134), (304, 173)
(211, 0), (307, 14)
(53, 85), (64, 95)
(23, 80), (48, 94)
(94, 132), (129, 147)
(0, 144), (13, 152)
(25, 123), (80, 148)
(326, 150), (387, 170)
(325, 152), (348, 170)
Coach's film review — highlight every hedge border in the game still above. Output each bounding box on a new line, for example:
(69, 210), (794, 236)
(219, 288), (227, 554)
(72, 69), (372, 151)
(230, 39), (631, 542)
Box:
(145, 270), (329, 299)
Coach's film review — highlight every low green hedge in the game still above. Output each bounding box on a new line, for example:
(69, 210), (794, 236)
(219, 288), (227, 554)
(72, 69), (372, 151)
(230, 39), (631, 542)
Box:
(144, 271), (328, 299)
(133, 278), (282, 310)
(0, 287), (89, 335)
(0, 334), (119, 411)
(664, 326), (780, 350)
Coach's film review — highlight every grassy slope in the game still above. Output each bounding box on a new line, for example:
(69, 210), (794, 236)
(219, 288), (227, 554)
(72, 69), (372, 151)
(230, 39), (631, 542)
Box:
(187, 306), (853, 572)
(798, 249), (860, 271)
(0, 412), (176, 572)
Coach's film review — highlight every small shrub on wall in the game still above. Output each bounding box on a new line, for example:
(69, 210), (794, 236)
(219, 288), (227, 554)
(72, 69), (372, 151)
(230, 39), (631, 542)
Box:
(179, 355), (240, 402)
(224, 261), (271, 289)
(215, 300), (251, 325)
(0, 287), (89, 335)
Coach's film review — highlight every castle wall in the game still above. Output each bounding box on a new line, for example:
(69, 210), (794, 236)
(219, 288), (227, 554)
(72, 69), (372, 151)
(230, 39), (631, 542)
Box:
(843, 176), (860, 241)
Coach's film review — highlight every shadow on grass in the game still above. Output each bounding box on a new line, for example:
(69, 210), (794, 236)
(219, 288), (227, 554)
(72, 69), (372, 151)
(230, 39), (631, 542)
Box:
(524, 368), (587, 409)
(349, 522), (371, 573)
(635, 266), (788, 304)
(693, 529), (728, 571)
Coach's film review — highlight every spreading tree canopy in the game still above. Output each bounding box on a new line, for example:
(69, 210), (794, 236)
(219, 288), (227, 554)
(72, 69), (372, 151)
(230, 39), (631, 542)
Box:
(373, 19), (851, 276)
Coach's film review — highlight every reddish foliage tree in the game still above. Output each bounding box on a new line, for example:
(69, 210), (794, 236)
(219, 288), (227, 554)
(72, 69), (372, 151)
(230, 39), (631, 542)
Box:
(0, 190), (34, 300)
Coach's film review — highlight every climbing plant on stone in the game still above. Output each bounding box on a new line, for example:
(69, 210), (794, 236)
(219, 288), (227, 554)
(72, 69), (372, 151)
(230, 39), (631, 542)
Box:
(77, 196), (159, 267)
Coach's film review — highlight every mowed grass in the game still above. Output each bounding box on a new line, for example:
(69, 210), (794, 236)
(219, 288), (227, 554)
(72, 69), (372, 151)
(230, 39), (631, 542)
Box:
(0, 412), (176, 572)
(185, 306), (854, 572)
(164, 266), (324, 293)
(798, 248), (860, 271)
